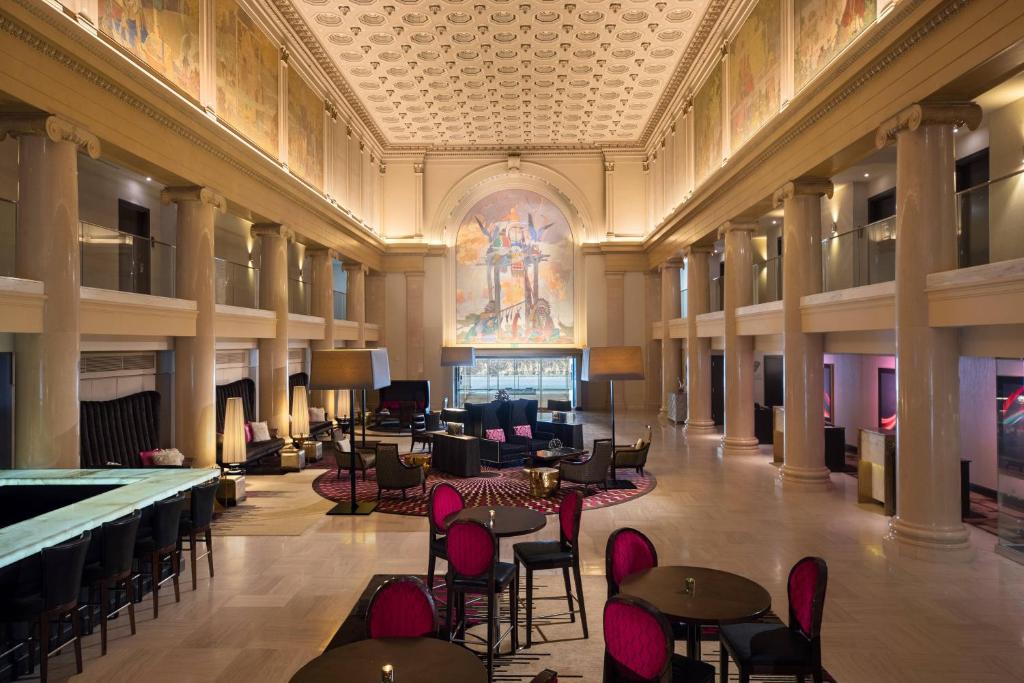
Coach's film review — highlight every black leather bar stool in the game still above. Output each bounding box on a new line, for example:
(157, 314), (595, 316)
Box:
(82, 511), (141, 655)
(134, 494), (184, 619)
(178, 478), (218, 590)
(0, 531), (91, 683)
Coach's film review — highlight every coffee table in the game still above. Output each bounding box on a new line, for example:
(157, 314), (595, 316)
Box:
(290, 637), (485, 683)
(446, 505), (547, 539)
(530, 448), (586, 468)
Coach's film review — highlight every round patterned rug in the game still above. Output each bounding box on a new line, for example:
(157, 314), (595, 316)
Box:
(311, 453), (656, 516)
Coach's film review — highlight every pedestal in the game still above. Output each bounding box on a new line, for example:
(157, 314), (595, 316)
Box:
(217, 474), (247, 505)
(281, 446), (307, 472)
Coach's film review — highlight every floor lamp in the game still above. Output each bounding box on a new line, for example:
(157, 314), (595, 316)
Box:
(441, 346), (475, 405)
(582, 346), (645, 489)
(311, 348), (391, 516)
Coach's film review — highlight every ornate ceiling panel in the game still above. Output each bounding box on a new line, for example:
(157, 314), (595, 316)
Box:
(284, 0), (714, 147)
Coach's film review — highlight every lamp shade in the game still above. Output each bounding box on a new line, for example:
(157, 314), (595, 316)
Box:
(222, 397), (247, 466)
(310, 348), (391, 390)
(291, 385), (310, 439)
(335, 389), (351, 418)
(581, 346), (645, 381)
(440, 346), (476, 367)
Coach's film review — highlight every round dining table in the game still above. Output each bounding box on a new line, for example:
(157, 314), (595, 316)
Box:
(290, 637), (486, 682)
(446, 505), (547, 539)
(618, 565), (771, 660)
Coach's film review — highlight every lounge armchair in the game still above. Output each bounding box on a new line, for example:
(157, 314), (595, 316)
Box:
(604, 425), (652, 477)
(330, 438), (375, 481)
(559, 440), (613, 493)
(376, 443), (425, 500)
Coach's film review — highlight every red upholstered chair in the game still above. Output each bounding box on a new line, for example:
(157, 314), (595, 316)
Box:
(445, 519), (519, 680)
(602, 595), (714, 683)
(427, 482), (466, 594)
(513, 489), (588, 648)
(366, 576), (437, 639)
(718, 556), (829, 683)
(605, 528), (688, 642)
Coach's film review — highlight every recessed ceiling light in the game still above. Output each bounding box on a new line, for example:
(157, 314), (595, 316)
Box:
(146, 176), (152, 182)
(953, 127), (959, 133)
(863, 173), (870, 178)
(771, 220), (777, 225)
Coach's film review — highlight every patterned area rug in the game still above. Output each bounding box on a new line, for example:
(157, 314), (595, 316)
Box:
(324, 574), (839, 682)
(311, 452), (656, 516)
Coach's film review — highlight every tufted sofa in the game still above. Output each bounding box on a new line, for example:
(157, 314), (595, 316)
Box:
(216, 378), (285, 467)
(80, 391), (163, 468)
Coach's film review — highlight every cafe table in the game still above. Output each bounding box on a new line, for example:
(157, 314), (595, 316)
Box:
(618, 565), (771, 660)
(290, 637), (486, 683)
(446, 504), (547, 539)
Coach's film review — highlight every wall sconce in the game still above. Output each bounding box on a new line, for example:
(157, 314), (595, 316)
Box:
(831, 222), (838, 238)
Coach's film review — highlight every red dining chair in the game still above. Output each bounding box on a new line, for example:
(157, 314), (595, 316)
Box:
(366, 576), (437, 639)
(718, 556), (828, 683)
(603, 595), (714, 683)
(427, 482), (465, 595)
(445, 519), (519, 681)
(514, 489), (588, 648)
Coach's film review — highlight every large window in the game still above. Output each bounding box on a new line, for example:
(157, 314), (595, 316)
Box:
(456, 356), (575, 406)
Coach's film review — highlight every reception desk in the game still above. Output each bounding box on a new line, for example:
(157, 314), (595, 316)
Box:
(858, 429), (896, 515)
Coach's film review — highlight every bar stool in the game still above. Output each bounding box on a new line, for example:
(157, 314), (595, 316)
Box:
(134, 494), (184, 618)
(82, 511), (141, 655)
(0, 531), (91, 683)
(178, 478), (218, 591)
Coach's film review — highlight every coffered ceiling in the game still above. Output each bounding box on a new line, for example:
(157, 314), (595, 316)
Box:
(280, 0), (718, 149)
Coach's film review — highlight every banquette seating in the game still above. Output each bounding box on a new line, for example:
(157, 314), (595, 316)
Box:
(215, 379), (285, 467)
(376, 380), (431, 428)
(80, 391), (165, 468)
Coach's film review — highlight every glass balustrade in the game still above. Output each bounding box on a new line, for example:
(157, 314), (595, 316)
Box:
(821, 216), (896, 292)
(215, 257), (259, 308)
(679, 287), (687, 319)
(957, 168), (1024, 268)
(752, 255), (783, 304)
(333, 290), (347, 321)
(0, 199), (14, 277)
(709, 275), (724, 312)
(79, 222), (175, 297)
(289, 277), (311, 315)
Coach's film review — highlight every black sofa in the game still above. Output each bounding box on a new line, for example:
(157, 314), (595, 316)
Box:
(506, 399), (556, 454)
(81, 391), (162, 468)
(216, 378), (285, 467)
(288, 372), (334, 439)
(464, 401), (529, 468)
(377, 380), (431, 428)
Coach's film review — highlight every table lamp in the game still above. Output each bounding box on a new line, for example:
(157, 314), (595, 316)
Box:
(582, 346), (645, 488)
(311, 348), (392, 515)
(221, 396), (247, 476)
(290, 384), (310, 448)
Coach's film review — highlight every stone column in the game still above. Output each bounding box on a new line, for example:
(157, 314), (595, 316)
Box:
(253, 223), (292, 435)
(876, 102), (982, 558)
(309, 248), (338, 418)
(644, 270), (662, 411)
(684, 246), (715, 433)
(1, 115), (99, 468)
(720, 221), (759, 455)
(345, 262), (367, 348)
(659, 257), (683, 413)
(163, 187), (224, 469)
(775, 179), (833, 489)
(406, 271), (425, 378)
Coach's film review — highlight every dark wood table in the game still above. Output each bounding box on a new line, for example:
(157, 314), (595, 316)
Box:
(619, 566), (771, 660)
(290, 637), (486, 682)
(529, 448), (587, 468)
(447, 505), (547, 538)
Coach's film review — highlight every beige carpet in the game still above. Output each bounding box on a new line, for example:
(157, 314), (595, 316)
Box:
(213, 469), (334, 536)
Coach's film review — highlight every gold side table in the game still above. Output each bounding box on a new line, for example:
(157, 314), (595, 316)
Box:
(526, 467), (560, 498)
(406, 452), (432, 474)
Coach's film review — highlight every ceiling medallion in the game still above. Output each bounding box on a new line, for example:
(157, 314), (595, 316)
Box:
(314, 12), (342, 25)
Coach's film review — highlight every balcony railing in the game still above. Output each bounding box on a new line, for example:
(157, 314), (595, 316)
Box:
(710, 275), (724, 312)
(80, 222), (175, 297)
(679, 287), (688, 319)
(753, 255), (783, 304)
(334, 289), (347, 320)
(289, 276), (311, 316)
(957, 167), (1024, 268)
(821, 216), (896, 292)
(215, 257), (259, 308)
(0, 199), (14, 277)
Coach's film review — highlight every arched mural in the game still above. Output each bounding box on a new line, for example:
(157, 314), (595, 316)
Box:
(455, 189), (574, 345)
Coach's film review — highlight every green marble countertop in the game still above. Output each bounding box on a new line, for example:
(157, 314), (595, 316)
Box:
(0, 468), (220, 568)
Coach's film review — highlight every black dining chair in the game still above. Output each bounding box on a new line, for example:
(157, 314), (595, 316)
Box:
(178, 478), (218, 591)
(134, 494), (184, 619)
(0, 531), (91, 683)
(82, 511), (141, 655)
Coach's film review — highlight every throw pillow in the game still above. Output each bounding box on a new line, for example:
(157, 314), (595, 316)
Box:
(244, 423), (253, 444)
(634, 437), (645, 450)
(309, 407), (326, 423)
(250, 421), (271, 442)
(484, 427), (506, 443)
(139, 450), (158, 467)
(513, 424), (533, 439)
(152, 449), (184, 466)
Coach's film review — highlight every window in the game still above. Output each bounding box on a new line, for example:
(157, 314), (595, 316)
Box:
(455, 356), (575, 406)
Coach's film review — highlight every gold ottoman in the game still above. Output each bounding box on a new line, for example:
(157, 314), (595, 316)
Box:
(526, 467), (560, 498)
(406, 452), (432, 474)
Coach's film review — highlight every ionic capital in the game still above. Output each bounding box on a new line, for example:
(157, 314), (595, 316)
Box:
(251, 223), (294, 241)
(307, 247), (338, 261)
(875, 101), (982, 149)
(718, 220), (759, 239)
(683, 244), (714, 258)
(0, 114), (100, 158)
(343, 261), (369, 276)
(659, 256), (684, 271)
(160, 186), (226, 211)
(773, 178), (833, 207)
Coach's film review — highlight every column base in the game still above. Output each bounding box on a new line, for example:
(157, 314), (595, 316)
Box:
(720, 436), (760, 456)
(884, 516), (973, 563)
(778, 464), (832, 491)
(684, 420), (717, 435)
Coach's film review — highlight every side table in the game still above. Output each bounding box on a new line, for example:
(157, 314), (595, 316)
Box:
(303, 440), (323, 463)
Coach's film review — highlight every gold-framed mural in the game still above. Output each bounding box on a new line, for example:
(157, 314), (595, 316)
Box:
(795, 0), (878, 90)
(214, 0), (280, 155)
(693, 64), (724, 185)
(98, 0), (201, 100)
(455, 190), (574, 345)
(287, 73), (325, 190)
(729, 0), (782, 149)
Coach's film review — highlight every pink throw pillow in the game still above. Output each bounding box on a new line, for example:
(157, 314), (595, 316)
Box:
(244, 423), (254, 444)
(484, 428), (506, 443)
(139, 450), (158, 467)
(513, 424), (533, 439)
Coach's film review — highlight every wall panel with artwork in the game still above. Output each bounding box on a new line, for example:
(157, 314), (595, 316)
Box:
(728, 0), (782, 149)
(693, 64), (723, 187)
(287, 72), (325, 190)
(794, 0), (878, 91)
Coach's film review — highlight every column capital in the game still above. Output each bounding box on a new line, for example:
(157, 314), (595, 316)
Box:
(0, 114), (100, 158)
(659, 256), (684, 271)
(875, 101), (982, 149)
(251, 222), (294, 241)
(307, 247), (338, 261)
(718, 220), (758, 239)
(160, 186), (226, 211)
(773, 178), (833, 206)
(343, 261), (369, 275)
(683, 244), (714, 257)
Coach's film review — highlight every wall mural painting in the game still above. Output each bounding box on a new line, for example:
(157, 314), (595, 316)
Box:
(455, 190), (574, 345)
(693, 65), (723, 185)
(795, 0), (877, 90)
(214, 0), (280, 155)
(729, 0), (782, 149)
(287, 74), (325, 190)
(99, 0), (201, 99)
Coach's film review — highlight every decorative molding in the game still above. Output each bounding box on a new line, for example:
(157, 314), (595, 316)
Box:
(772, 177), (834, 206)
(307, 247), (339, 261)
(0, 113), (100, 157)
(683, 244), (714, 257)
(718, 220), (758, 236)
(160, 185), (227, 211)
(875, 101), (982, 148)
(251, 222), (294, 241)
